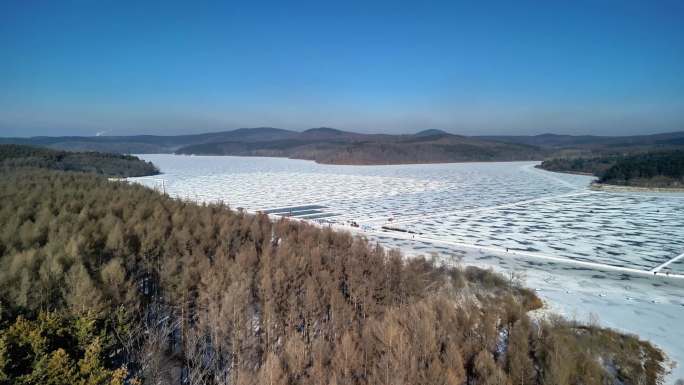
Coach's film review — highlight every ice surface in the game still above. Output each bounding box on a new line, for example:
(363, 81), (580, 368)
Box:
(403, 192), (684, 270)
(131, 154), (684, 383)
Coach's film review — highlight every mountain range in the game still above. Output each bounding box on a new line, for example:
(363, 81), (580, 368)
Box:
(2, 127), (683, 165)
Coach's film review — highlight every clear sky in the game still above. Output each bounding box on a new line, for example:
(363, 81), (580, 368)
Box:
(1, 0), (682, 137)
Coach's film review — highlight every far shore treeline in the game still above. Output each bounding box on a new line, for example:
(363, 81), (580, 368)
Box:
(0, 145), (668, 384)
(2, 127), (683, 165)
(539, 150), (684, 188)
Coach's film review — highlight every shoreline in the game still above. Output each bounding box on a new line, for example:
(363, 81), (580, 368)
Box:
(533, 164), (595, 176)
(590, 182), (684, 193)
(535, 165), (684, 193)
(345, 226), (684, 384)
(171, 152), (545, 166)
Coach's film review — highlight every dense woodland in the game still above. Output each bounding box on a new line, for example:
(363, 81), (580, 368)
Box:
(598, 150), (684, 187)
(0, 157), (669, 384)
(540, 150), (684, 188)
(537, 156), (621, 177)
(0, 144), (159, 177)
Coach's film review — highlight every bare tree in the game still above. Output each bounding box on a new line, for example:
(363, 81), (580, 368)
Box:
(185, 327), (217, 385)
(138, 312), (176, 385)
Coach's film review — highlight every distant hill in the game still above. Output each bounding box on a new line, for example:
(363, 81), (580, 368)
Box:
(0, 127), (295, 154)
(0, 144), (159, 177)
(174, 129), (545, 164)
(2, 128), (683, 165)
(414, 129), (449, 137)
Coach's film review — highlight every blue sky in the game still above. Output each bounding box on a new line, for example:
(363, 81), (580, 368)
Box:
(1, 0), (682, 137)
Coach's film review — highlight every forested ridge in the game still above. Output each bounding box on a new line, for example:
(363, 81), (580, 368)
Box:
(539, 150), (684, 188)
(0, 144), (159, 177)
(3, 128), (683, 165)
(174, 129), (544, 165)
(0, 164), (667, 384)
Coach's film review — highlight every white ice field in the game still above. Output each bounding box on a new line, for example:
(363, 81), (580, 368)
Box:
(131, 154), (684, 382)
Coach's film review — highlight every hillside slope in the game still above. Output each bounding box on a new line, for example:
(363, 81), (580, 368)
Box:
(0, 161), (668, 384)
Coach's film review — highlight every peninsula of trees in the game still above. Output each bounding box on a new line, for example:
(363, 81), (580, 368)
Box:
(0, 150), (668, 384)
(0, 144), (159, 177)
(539, 150), (684, 189)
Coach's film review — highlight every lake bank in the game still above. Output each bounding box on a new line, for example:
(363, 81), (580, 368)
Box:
(129, 154), (684, 384)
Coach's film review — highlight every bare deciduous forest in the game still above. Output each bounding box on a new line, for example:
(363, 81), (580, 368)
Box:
(0, 157), (667, 384)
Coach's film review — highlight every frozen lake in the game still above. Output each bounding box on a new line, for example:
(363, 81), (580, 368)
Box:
(131, 154), (684, 383)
